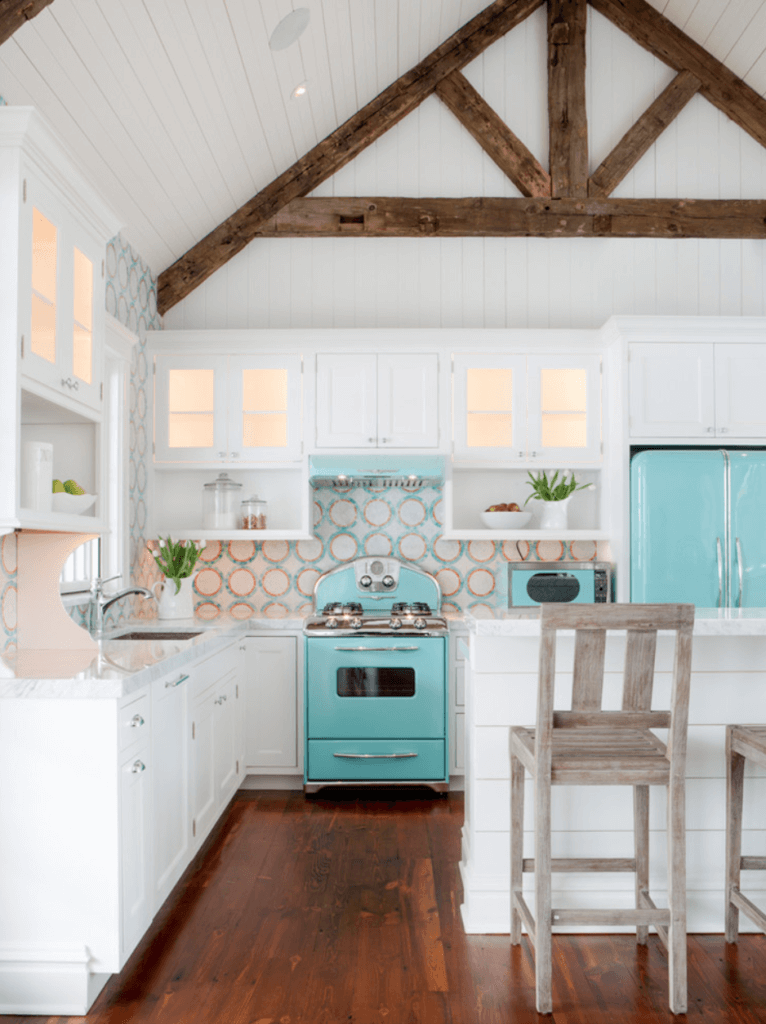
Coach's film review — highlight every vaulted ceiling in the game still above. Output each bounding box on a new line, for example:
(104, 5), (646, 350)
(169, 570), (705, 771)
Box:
(1, 0), (765, 284)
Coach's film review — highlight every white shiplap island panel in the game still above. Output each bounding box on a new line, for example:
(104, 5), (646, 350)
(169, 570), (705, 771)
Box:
(460, 610), (766, 935)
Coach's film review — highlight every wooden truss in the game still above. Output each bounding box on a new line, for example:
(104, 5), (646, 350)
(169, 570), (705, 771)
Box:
(0, 0), (54, 48)
(158, 0), (766, 314)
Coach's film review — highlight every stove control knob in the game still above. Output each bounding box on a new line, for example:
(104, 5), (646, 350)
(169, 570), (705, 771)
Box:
(414, 617), (426, 629)
(350, 617), (362, 629)
(390, 617), (402, 630)
(327, 617), (338, 629)
(382, 575), (395, 589)
(359, 575), (372, 588)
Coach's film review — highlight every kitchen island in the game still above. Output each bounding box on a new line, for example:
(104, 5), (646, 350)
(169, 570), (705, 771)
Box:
(460, 607), (766, 935)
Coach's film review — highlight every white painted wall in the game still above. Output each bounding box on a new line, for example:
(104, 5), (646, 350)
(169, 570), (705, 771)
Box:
(163, 9), (766, 332)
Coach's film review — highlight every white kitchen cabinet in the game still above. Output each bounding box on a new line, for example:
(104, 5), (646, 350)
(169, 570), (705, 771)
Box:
(152, 666), (191, 908)
(119, 741), (152, 963)
(628, 342), (766, 439)
(450, 631), (468, 777)
(315, 352), (439, 448)
(214, 671), (239, 807)
(154, 352), (302, 463)
(453, 352), (601, 462)
(242, 636), (298, 770)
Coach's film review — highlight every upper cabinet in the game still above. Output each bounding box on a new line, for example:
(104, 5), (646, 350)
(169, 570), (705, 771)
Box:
(628, 342), (766, 438)
(453, 352), (601, 462)
(20, 175), (104, 412)
(154, 353), (302, 463)
(315, 353), (440, 448)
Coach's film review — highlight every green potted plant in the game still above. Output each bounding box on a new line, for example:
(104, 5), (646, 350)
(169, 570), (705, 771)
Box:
(151, 536), (206, 619)
(524, 470), (591, 530)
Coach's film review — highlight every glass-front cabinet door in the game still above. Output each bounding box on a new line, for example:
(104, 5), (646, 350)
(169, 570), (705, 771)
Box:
(20, 174), (103, 411)
(453, 353), (526, 458)
(154, 355), (228, 462)
(228, 354), (302, 461)
(526, 354), (601, 462)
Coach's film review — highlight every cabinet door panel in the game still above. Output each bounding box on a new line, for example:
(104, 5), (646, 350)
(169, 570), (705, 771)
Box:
(214, 673), (238, 806)
(629, 343), (715, 437)
(228, 354), (302, 461)
(715, 344), (766, 437)
(377, 354), (439, 447)
(527, 354), (601, 461)
(155, 354), (228, 462)
(244, 636), (298, 768)
(191, 692), (216, 845)
(152, 673), (190, 908)
(453, 354), (526, 457)
(316, 354), (377, 447)
(120, 746), (152, 964)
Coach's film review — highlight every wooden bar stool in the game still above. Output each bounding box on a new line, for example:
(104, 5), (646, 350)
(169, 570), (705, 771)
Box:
(509, 602), (695, 1015)
(725, 725), (766, 940)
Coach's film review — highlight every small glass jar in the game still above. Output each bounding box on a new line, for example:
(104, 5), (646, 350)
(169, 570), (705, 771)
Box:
(240, 495), (267, 530)
(202, 472), (242, 530)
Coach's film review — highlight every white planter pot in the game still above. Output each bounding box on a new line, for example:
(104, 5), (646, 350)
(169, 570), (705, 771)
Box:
(153, 576), (195, 619)
(539, 496), (572, 531)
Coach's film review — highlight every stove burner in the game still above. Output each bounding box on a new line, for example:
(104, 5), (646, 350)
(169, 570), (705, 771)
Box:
(321, 602), (363, 616)
(391, 602), (432, 616)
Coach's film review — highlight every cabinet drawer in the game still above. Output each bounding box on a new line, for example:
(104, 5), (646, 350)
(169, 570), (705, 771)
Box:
(119, 693), (150, 751)
(307, 739), (446, 781)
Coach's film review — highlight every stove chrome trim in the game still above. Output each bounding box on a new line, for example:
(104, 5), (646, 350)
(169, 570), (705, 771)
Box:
(333, 752), (418, 759)
(304, 781), (449, 794)
(333, 645), (421, 651)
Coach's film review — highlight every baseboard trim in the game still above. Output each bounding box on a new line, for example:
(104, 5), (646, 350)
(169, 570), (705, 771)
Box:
(0, 945), (108, 1014)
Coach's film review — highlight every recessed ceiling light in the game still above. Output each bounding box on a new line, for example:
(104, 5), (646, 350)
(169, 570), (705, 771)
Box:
(269, 8), (310, 51)
(291, 81), (309, 100)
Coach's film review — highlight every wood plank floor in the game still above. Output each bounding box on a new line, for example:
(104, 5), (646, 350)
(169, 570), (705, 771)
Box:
(13, 789), (766, 1024)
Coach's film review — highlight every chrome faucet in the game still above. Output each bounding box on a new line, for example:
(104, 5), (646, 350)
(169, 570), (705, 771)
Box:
(89, 575), (154, 635)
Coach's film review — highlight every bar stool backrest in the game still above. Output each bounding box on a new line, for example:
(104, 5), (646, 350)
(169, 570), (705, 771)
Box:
(537, 603), (695, 779)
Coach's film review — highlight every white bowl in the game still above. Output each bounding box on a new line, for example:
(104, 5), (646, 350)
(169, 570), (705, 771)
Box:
(52, 492), (97, 515)
(479, 510), (532, 529)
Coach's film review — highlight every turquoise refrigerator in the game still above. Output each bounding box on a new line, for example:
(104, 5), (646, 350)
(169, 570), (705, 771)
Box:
(631, 450), (766, 607)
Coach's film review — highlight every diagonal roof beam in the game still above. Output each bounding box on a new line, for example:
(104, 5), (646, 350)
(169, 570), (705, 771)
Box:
(0, 0), (54, 47)
(157, 0), (544, 314)
(435, 70), (551, 197)
(590, 0), (766, 152)
(589, 69), (701, 197)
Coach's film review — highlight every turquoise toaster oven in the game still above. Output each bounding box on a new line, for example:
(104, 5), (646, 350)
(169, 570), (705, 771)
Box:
(508, 561), (611, 606)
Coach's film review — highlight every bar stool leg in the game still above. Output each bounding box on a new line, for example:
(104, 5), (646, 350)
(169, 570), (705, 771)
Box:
(634, 785), (650, 945)
(535, 774), (553, 1014)
(510, 753), (525, 945)
(725, 726), (746, 943)
(666, 777), (687, 1015)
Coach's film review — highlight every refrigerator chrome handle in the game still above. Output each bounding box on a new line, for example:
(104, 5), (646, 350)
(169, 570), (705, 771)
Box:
(716, 537), (723, 608)
(736, 537), (744, 608)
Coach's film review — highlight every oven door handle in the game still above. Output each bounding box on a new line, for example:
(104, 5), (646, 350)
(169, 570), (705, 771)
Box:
(333, 645), (420, 652)
(333, 752), (418, 759)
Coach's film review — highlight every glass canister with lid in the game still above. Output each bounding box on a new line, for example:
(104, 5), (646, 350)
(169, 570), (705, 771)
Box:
(202, 472), (243, 530)
(240, 495), (267, 530)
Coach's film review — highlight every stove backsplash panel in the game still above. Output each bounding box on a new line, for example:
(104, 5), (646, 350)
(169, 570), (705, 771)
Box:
(158, 484), (607, 621)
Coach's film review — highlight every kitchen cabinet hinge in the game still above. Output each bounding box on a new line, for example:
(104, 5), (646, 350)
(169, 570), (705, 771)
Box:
(20, 335), (24, 358)
(152, 442), (156, 455)
(192, 819), (196, 837)
(100, 382), (103, 401)
(236, 684), (239, 698)
(101, 259), (105, 278)
(192, 721), (195, 740)
(22, 179), (26, 203)
(236, 759), (239, 774)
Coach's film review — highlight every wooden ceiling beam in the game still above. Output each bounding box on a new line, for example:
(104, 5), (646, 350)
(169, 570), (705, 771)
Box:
(590, 0), (766, 152)
(157, 0), (544, 314)
(548, 0), (589, 198)
(589, 70), (701, 198)
(0, 0), (54, 47)
(435, 71), (551, 197)
(254, 196), (766, 240)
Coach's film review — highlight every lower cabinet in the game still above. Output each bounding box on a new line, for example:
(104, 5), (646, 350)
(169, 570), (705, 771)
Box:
(241, 635), (298, 771)
(152, 666), (191, 908)
(119, 742), (152, 962)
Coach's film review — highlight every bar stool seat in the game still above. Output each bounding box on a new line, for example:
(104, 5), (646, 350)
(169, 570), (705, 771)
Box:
(510, 603), (695, 1016)
(726, 725), (766, 940)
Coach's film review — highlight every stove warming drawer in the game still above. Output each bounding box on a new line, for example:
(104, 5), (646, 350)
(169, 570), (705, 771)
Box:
(307, 739), (445, 782)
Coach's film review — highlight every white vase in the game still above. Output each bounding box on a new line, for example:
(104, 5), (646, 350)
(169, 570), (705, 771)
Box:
(539, 496), (572, 531)
(153, 576), (195, 620)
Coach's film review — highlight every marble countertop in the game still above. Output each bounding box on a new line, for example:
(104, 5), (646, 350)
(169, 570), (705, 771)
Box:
(465, 607), (766, 636)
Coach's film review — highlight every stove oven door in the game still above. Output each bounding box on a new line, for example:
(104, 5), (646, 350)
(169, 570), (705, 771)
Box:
(306, 636), (446, 739)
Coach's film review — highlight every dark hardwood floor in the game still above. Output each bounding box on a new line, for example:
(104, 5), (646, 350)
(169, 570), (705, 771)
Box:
(12, 789), (766, 1024)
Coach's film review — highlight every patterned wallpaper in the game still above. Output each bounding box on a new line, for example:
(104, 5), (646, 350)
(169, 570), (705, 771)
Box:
(166, 484), (605, 620)
(1, 534), (17, 653)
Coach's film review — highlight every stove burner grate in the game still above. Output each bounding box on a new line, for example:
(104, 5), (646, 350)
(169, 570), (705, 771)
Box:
(321, 602), (363, 616)
(391, 601), (432, 616)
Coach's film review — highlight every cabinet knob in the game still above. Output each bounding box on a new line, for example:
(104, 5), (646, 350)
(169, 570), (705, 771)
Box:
(368, 437), (375, 443)
(130, 714), (145, 728)
(720, 427), (729, 433)
(218, 451), (226, 458)
(518, 451), (523, 458)
(230, 452), (239, 459)
(381, 438), (389, 444)
(707, 426), (714, 433)
(131, 760), (146, 774)
(531, 451), (537, 458)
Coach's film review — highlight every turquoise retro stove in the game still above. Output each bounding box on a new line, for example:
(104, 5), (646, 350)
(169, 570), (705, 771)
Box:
(303, 557), (448, 794)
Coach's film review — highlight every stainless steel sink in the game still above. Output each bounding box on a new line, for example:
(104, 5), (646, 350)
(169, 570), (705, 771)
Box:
(112, 631), (203, 641)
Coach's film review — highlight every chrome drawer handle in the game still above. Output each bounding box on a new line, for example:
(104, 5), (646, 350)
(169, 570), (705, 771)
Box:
(333, 752), (418, 759)
(129, 714), (145, 727)
(165, 673), (189, 688)
(131, 760), (146, 773)
(333, 646), (419, 652)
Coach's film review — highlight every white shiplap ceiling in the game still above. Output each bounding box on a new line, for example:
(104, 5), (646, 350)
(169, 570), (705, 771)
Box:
(1, 0), (764, 276)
